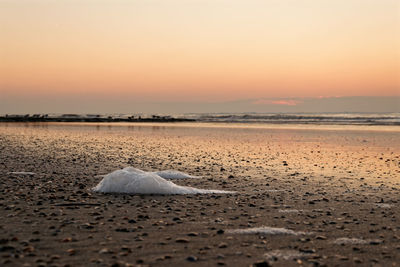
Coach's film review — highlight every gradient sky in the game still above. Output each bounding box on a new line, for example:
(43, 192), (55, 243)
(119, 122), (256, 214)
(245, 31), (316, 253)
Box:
(1, 0), (399, 113)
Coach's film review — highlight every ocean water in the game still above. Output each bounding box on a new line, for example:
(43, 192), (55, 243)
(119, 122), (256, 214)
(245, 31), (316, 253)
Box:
(41, 112), (400, 126)
(184, 112), (400, 125)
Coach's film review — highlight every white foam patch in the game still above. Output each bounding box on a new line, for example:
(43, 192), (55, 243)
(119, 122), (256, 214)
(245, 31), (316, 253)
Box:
(226, 226), (308, 235)
(153, 170), (201, 179)
(264, 250), (307, 261)
(8, 172), (35, 175)
(278, 209), (301, 213)
(92, 167), (234, 195)
(96, 168), (200, 179)
(333, 237), (368, 245)
(375, 203), (393, 208)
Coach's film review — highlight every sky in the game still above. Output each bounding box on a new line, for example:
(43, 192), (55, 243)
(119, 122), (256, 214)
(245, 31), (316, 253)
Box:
(1, 0), (399, 114)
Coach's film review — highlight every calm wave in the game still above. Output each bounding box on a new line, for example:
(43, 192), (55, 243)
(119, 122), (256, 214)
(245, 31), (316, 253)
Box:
(183, 113), (400, 126)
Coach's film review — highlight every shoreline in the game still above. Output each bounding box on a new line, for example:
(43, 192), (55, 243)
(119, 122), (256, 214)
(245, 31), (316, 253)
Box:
(1, 113), (399, 127)
(0, 116), (195, 123)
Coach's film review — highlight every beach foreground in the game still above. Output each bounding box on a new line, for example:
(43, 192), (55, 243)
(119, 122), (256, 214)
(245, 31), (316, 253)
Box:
(0, 123), (399, 266)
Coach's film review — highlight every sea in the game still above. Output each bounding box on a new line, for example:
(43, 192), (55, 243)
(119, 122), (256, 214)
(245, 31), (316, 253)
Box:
(185, 113), (400, 125)
(4, 112), (399, 126)
(105, 112), (400, 126)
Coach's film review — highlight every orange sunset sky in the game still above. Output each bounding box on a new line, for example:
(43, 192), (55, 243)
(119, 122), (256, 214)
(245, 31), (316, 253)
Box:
(0, 0), (399, 113)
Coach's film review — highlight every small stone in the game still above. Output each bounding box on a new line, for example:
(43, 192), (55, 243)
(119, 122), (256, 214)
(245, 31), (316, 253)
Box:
(186, 256), (198, 262)
(99, 248), (111, 254)
(176, 238), (189, 243)
(82, 223), (94, 229)
(299, 248), (316, 254)
(218, 243), (228, 248)
(251, 260), (271, 267)
(369, 239), (383, 245)
(23, 246), (35, 252)
(354, 257), (363, 263)
(50, 255), (61, 260)
(0, 246), (15, 252)
(187, 232), (198, 237)
(115, 228), (129, 232)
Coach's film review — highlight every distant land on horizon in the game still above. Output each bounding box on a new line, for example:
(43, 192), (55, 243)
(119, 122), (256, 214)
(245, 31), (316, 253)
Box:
(1, 96), (399, 115)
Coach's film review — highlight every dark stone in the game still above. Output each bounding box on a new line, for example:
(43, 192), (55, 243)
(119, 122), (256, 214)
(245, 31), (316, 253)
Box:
(186, 256), (198, 262)
(252, 260), (271, 267)
(0, 246), (15, 252)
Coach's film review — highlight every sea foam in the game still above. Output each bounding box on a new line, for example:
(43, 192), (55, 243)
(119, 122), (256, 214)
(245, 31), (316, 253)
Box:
(374, 203), (393, 208)
(264, 250), (308, 260)
(278, 209), (302, 213)
(154, 170), (201, 179)
(226, 226), (308, 235)
(333, 237), (368, 245)
(92, 167), (233, 195)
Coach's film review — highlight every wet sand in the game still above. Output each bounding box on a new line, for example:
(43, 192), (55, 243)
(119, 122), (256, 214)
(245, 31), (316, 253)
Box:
(0, 122), (399, 266)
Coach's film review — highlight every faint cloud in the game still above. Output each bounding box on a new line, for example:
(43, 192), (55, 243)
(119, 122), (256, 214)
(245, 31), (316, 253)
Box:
(316, 95), (342, 99)
(253, 99), (303, 106)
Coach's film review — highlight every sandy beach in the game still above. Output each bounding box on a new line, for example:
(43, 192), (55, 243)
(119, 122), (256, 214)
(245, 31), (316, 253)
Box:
(0, 122), (399, 266)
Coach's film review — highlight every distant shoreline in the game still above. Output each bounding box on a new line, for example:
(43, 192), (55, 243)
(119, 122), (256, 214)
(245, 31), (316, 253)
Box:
(0, 115), (196, 123)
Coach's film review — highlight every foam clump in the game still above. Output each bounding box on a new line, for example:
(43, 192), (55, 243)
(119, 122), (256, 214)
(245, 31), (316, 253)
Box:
(278, 209), (302, 213)
(226, 226), (307, 235)
(92, 167), (234, 195)
(333, 238), (368, 245)
(374, 203), (393, 208)
(264, 250), (307, 261)
(154, 170), (201, 179)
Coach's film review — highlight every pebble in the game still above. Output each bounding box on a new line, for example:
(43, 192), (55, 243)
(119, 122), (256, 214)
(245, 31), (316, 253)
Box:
(176, 238), (189, 243)
(186, 255), (198, 262)
(67, 249), (76, 255)
(187, 232), (198, 237)
(251, 260), (271, 267)
(369, 239), (383, 245)
(99, 248), (112, 254)
(218, 242), (228, 248)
